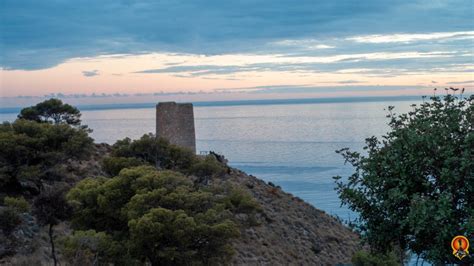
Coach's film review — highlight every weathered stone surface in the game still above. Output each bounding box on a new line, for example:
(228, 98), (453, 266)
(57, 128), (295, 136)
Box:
(156, 102), (196, 153)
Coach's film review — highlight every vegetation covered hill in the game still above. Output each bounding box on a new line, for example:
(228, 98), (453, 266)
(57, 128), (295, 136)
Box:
(0, 99), (362, 265)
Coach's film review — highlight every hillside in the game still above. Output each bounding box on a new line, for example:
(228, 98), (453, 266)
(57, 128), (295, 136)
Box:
(225, 168), (361, 265)
(1, 143), (361, 265)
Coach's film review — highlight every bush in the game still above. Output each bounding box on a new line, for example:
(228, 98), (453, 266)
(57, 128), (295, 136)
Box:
(0, 207), (22, 235)
(190, 155), (227, 178)
(351, 250), (399, 266)
(67, 166), (245, 265)
(61, 230), (125, 265)
(0, 119), (93, 194)
(334, 94), (473, 264)
(4, 196), (30, 212)
(33, 188), (72, 227)
(225, 187), (261, 214)
(110, 134), (196, 172)
(102, 156), (145, 176)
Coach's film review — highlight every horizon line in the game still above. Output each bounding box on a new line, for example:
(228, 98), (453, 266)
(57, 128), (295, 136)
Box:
(0, 95), (442, 114)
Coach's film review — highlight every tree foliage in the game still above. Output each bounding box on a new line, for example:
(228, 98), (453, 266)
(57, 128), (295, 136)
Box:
(61, 230), (124, 265)
(1, 100), (93, 264)
(67, 166), (257, 265)
(111, 134), (196, 171)
(334, 94), (473, 264)
(4, 196), (30, 212)
(34, 187), (73, 266)
(102, 156), (145, 176)
(0, 196), (29, 235)
(109, 134), (228, 178)
(190, 155), (227, 179)
(34, 188), (72, 227)
(351, 250), (399, 266)
(0, 207), (22, 235)
(18, 98), (82, 126)
(0, 119), (94, 194)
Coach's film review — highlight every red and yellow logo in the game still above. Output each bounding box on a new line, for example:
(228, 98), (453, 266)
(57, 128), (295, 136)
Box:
(451, 235), (469, 260)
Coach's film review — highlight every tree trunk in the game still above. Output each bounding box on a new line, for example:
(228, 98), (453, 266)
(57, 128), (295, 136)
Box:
(49, 223), (57, 266)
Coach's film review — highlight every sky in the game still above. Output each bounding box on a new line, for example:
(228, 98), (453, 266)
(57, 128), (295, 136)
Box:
(0, 0), (473, 106)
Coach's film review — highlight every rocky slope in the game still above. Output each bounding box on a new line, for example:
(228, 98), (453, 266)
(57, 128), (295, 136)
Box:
(218, 168), (361, 265)
(1, 145), (361, 265)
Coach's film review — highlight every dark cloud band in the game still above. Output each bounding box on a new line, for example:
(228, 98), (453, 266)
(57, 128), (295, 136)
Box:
(1, 0), (472, 70)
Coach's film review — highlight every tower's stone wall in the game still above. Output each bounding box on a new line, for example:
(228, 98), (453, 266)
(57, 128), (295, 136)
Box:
(156, 102), (196, 153)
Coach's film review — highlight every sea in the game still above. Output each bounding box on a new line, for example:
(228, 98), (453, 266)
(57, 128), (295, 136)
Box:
(0, 96), (422, 221)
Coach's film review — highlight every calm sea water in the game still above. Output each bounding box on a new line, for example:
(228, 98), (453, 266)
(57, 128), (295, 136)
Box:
(0, 98), (419, 221)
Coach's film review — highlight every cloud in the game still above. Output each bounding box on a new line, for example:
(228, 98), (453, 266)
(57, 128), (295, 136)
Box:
(214, 84), (426, 94)
(131, 49), (470, 78)
(272, 40), (335, 49)
(347, 31), (474, 43)
(1, 0), (472, 70)
(447, 80), (474, 85)
(338, 80), (363, 84)
(82, 70), (99, 77)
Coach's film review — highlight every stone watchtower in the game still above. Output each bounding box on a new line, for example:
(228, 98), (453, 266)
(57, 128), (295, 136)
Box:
(156, 102), (196, 153)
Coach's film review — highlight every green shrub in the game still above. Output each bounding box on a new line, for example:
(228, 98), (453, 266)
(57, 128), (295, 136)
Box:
(109, 134), (234, 179)
(0, 207), (22, 234)
(225, 187), (261, 214)
(0, 119), (93, 194)
(351, 250), (399, 266)
(102, 156), (145, 176)
(4, 196), (30, 212)
(110, 134), (196, 172)
(334, 94), (473, 263)
(67, 166), (242, 265)
(61, 230), (125, 265)
(190, 155), (227, 178)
